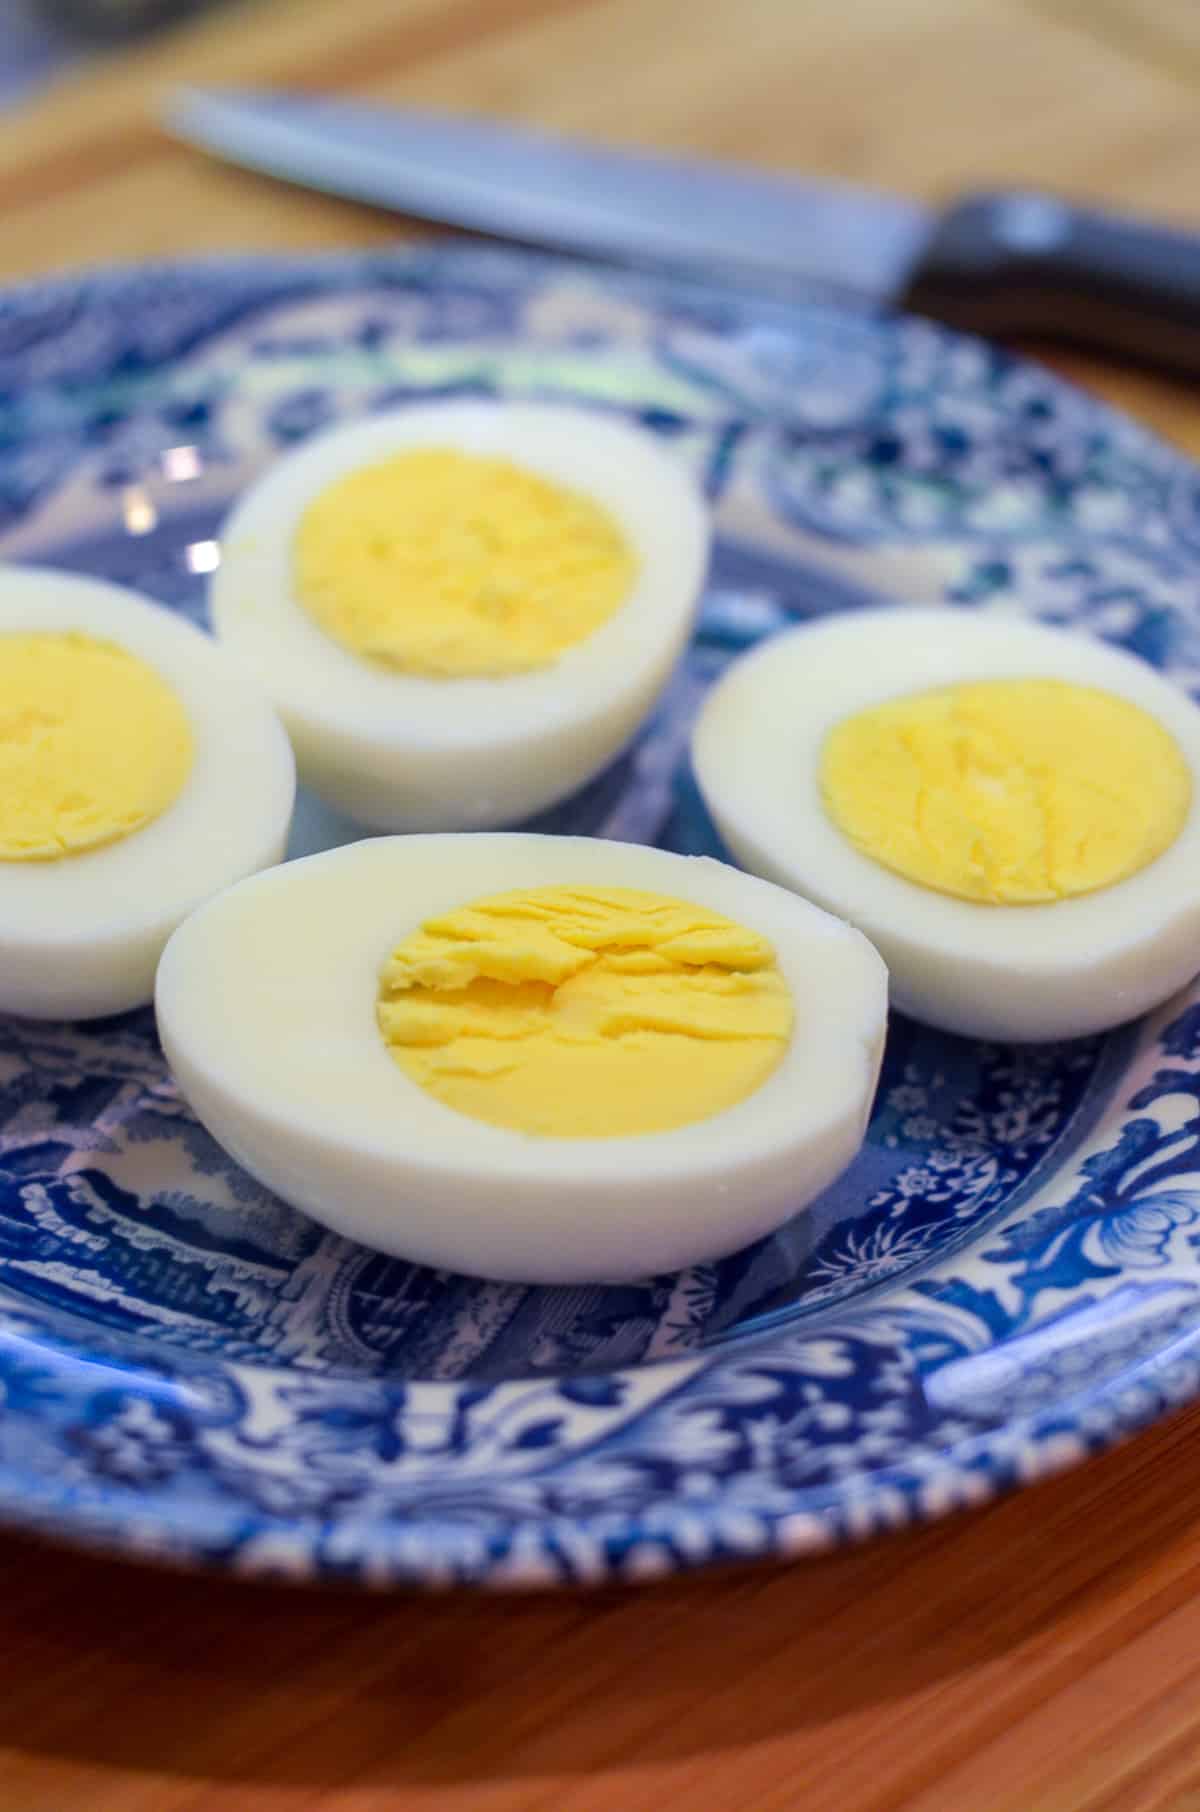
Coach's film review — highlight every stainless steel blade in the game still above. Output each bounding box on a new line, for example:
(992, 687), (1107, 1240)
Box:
(166, 88), (931, 299)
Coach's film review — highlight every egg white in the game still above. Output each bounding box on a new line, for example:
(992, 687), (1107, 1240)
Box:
(0, 566), (295, 1019)
(692, 605), (1200, 1042)
(156, 834), (887, 1283)
(210, 400), (709, 832)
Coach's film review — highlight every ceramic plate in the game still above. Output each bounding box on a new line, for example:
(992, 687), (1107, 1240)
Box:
(2, 246), (1200, 1589)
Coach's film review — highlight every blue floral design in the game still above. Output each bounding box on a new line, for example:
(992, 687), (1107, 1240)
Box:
(0, 246), (1197, 1586)
(983, 1024), (1200, 1312)
(68, 1394), (194, 1487)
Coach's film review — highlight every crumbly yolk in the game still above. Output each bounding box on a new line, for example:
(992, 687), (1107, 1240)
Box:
(376, 885), (794, 1137)
(0, 631), (194, 861)
(294, 449), (638, 679)
(820, 676), (1191, 905)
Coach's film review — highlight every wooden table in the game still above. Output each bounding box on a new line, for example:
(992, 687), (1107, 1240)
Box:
(3, 1), (1200, 1806)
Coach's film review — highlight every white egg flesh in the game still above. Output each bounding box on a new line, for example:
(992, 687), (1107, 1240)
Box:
(156, 834), (887, 1284)
(692, 605), (1200, 1042)
(0, 566), (295, 1019)
(210, 400), (709, 832)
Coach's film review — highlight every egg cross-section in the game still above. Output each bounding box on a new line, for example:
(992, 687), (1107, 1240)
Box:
(692, 606), (1200, 1041)
(211, 400), (709, 833)
(0, 565), (295, 1020)
(156, 834), (887, 1283)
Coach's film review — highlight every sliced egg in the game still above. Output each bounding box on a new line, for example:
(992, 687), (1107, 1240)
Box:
(0, 566), (295, 1019)
(211, 401), (708, 831)
(692, 606), (1200, 1041)
(156, 834), (887, 1283)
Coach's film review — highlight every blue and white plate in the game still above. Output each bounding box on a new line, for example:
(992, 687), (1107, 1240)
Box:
(2, 246), (1200, 1588)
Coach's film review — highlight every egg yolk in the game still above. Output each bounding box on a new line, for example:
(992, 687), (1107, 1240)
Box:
(377, 885), (793, 1137)
(820, 676), (1191, 905)
(0, 631), (194, 861)
(294, 449), (638, 679)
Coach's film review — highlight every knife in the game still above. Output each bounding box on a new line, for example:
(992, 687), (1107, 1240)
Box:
(166, 87), (1200, 376)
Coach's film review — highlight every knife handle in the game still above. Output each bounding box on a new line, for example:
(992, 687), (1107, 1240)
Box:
(901, 191), (1200, 376)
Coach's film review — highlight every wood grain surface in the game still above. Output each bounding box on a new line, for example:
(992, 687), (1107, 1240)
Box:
(3, 1), (1200, 1806)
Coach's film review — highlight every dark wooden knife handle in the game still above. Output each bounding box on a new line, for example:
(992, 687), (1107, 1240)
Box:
(901, 191), (1200, 375)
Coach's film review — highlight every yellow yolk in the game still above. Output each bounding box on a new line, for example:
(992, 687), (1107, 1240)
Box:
(377, 885), (794, 1137)
(820, 676), (1191, 905)
(0, 631), (194, 861)
(294, 449), (638, 679)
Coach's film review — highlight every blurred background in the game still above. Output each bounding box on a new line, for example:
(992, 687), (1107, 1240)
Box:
(5, 0), (1200, 256)
(1, 0), (213, 104)
(4, 0), (1200, 459)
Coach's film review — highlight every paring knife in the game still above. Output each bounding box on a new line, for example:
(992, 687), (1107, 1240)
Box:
(166, 87), (1200, 375)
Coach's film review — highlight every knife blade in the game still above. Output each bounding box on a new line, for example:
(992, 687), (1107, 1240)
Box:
(166, 87), (1200, 375)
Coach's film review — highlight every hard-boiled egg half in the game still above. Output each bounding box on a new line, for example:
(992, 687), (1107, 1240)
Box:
(693, 606), (1200, 1042)
(0, 566), (295, 1020)
(211, 401), (708, 832)
(156, 834), (887, 1283)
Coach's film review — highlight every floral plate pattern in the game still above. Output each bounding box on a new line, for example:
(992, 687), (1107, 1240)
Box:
(1, 246), (1200, 1587)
